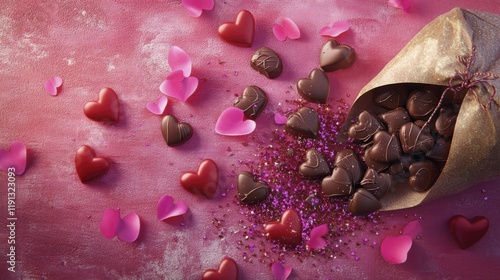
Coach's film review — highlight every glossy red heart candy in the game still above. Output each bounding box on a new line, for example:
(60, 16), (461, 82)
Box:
(84, 87), (119, 122)
(180, 159), (218, 198)
(202, 257), (238, 280)
(75, 145), (110, 183)
(218, 10), (255, 47)
(449, 215), (489, 249)
(264, 209), (302, 246)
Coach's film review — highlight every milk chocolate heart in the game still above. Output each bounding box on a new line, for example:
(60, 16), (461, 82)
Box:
(251, 46), (283, 79)
(348, 111), (385, 143)
(233, 86), (268, 120)
(180, 159), (218, 198)
(435, 107), (457, 138)
(218, 10), (255, 47)
(374, 85), (409, 110)
(370, 131), (402, 163)
(360, 168), (392, 198)
(299, 149), (331, 178)
(406, 90), (439, 120)
(161, 115), (193, 147)
(334, 149), (364, 184)
(399, 122), (434, 154)
(364, 147), (389, 172)
(264, 209), (302, 246)
(237, 171), (271, 204)
(319, 39), (356, 72)
(75, 145), (110, 183)
(202, 257), (238, 280)
(449, 215), (489, 249)
(297, 68), (329, 103)
(84, 87), (119, 122)
(285, 107), (319, 138)
(408, 160), (439, 192)
(321, 167), (354, 197)
(347, 188), (381, 216)
(378, 107), (411, 135)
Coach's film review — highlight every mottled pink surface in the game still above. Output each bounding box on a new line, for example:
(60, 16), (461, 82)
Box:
(0, 1), (499, 279)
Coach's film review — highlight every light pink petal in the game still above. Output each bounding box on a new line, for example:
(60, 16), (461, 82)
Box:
(165, 69), (186, 82)
(215, 108), (256, 136)
(117, 212), (140, 242)
(168, 46), (192, 77)
(388, 0), (412, 13)
(381, 235), (413, 264)
(0, 141), (27, 175)
(181, 0), (214, 17)
(281, 18), (300, 40)
(320, 21), (349, 38)
(307, 224), (328, 251)
(157, 195), (189, 221)
(160, 75), (198, 102)
(100, 209), (120, 239)
(44, 76), (63, 96)
(403, 220), (422, 239)
(146, 95), (168, 115)
(274, 113), (287, 125)
(271, 262), (292, 280)
(272, 24), (287, 42)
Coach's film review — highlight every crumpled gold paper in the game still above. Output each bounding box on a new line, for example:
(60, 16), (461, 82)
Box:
(344, 8), (500, 211)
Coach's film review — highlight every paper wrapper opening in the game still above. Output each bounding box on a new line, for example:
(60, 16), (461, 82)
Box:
(343, 8), (500, 211)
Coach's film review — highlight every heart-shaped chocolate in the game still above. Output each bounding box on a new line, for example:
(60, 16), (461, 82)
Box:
(406, 90), (439, 120)
(202, 257), (238, 280)
(180, 159), (218, 198)
(370, 131), (402, 163)
(399, 122), (434, 154)
(360, 168), (392, 198)
(264, 209), (302, 246)
(75, 145), (110, 183)
(408, 160), (439, 192)
(218, 10), (255, 47)
(347, 188), (381, 216)
(374, 85), (409, 110)
(299, 149), (331, 178)
(435, 107), (457, 138)
(319, 39), (356, 72)
(364, 147), (389, 172)
(378, 107), (411, 135)
(449, 215), (489, 249)
(321, 167), (354, 197)
(233, 85), (268, 120)
(297, 68), (329, 103)
(348, 111), (385, 143)
(161, 115), (193, 147)
(84, 87), (119, 122)
(250, 46), (283, 79)
(426, 137), (451, 163)
(334, 149), (364, 184)
(237, 171), (271, 204)
(285, 107), (319, 138)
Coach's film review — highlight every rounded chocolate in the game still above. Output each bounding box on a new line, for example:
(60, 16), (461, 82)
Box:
(399, 122), (434, 154)
(406, 90), (439, 120)
(369, 131), (402, 163)
(348, 111), (385, 143)
(161, 115), (193, 147)
(426, 137), (451, 163)
(237, 171), (271, 204)
(360, 168), (393, 199)
(285, 107), (320, 138)
(319, 39), (356, 72)
(435, 107), (457, 138)
(364, 147), (389, 172)
(251, 46), (283, 79)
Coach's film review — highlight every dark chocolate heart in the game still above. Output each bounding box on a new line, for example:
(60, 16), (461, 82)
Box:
(347, 188), (381, 216)
(378, 107), (411, 135)
(426, 137), (451, 163)
(264, 209), (302, 246)
(360, 168), (392, 198)
(348, 111), (385, 142)
(364, 147), (389, 172)
(319, 39), (356, 72)
(297, 68), (329, 103)
(202, 257), (238, 280)
(449, 215), (489, 249)
(408, 160), (439, 192)
(250, 46), (283, 79)
(84, 87), (119, 122)
(218, 10), (255, 47)
(161, 115), (193, 147)
(435, 107), (457, 138)
(374, 85), (409, 110)
(334, 149), (364, 184)
(299, 149), (331, 178)
(285, 107), (319, 138)
(180, 159), (218, 198)
(237, 171), (271, 204)
(370, 131), (402, 163)
(75, 145), (110, 183)
(406, 90), (439, 120)
(321, 167), (354, 197)
(399, 122), (434, 154)
(233, 85), (268, 120)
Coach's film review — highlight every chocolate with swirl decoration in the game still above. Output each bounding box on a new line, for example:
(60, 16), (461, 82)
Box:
(360, 168), (393, 199)
(237, 171), (271, 203)
(334, 149), (364, 184)
(233, 86), (268, 120)
(299, 149), (331, 178)
(161, 115), (193, 147)
(285, 107), (319, 138)
(399, 122), (434, 154)
(409, 160), (439, 192)
(348, 111), (385, 142)
(374, 85), (409, 110)
(250, 46), (283, 79)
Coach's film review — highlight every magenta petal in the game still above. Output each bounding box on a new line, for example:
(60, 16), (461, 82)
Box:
(388, 0), (412, 13)
(403, 220), (422, 239)
(168, 46), (192, 77)
(307, 224), (328, 251)
(44, 76), (63, 96)
(147, 95), (168, 115)
(281, 18), (300, 39)
(160, 75), (198, 102)
(274, 113), (287, 125)
(100, 209), (120, 239)
(272, 24), (287, 42)
(116, 212), (140, 243)
(215, 108), (256, 136)
(381, 235), (413, 264)
(320, 21), (349, 37)
(181, 0), (214, 17)
(157, 195), (189, 221)
(271, 262), (292, 280)
(0, 141), (27, 175)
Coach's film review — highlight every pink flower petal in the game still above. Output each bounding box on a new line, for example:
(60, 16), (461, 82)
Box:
(181, 0), (214, 17)
(274, 113), (287, 125)
(160, 73), (199, 102)
(273, 18), (300, 41)
(168, 46), (192, 77)
(319, 21), (349, 38)
(381, 235), (413, 264)
(146, 95), (168, 115)
(157, 195), (189, 221)
(116, 212), (140, 243)
(44, 76), (63, 96)
(306, 224), (328, 251)
(388, 0), (412, 13)
(215, 108), (256, 136)
(0, 141), (27, 175)
(272, 24), (287, 42)
(403, 220), (422, 239)
(100, 209), (120, 239)
(271, 262), (292, 280)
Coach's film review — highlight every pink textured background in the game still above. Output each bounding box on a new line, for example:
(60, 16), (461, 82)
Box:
(1, 0), (499, 279)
